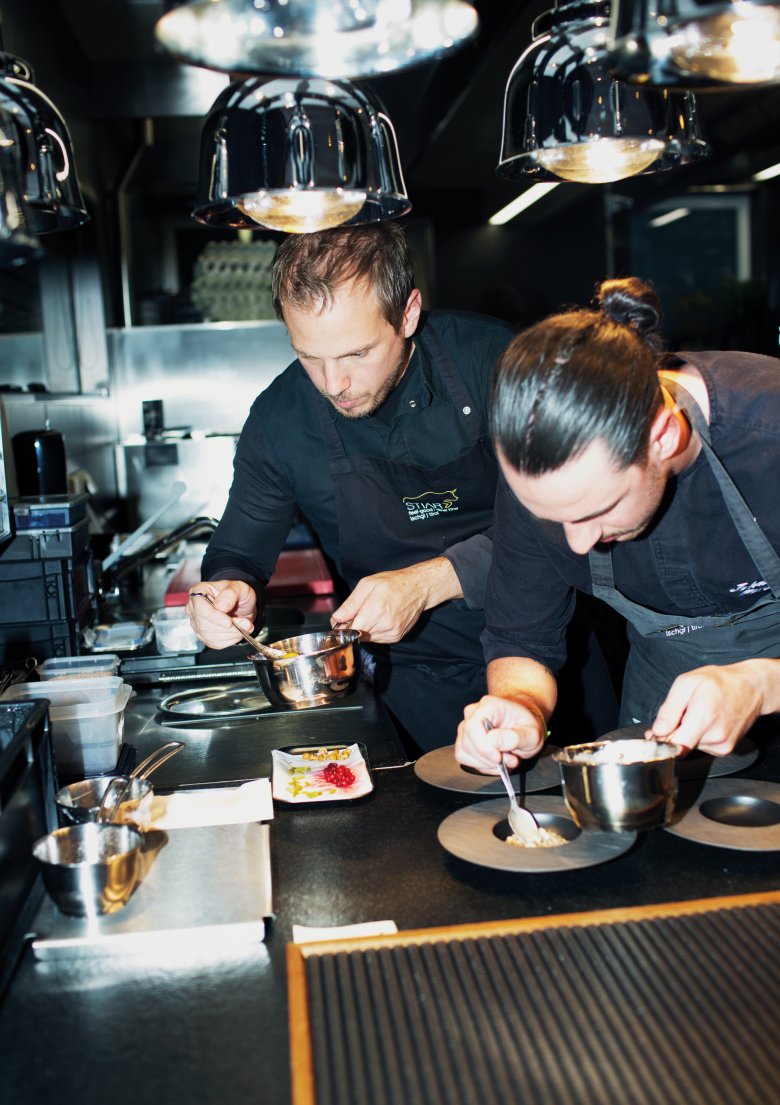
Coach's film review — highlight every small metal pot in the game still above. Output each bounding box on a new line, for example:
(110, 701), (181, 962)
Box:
(251, 629), (360, 710)
(553, 738), (682, 832)
(55, 775), (153, 826)
(32, 823), (142, 917)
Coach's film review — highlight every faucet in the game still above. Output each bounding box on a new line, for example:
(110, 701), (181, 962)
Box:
(99, 516), (219, 597)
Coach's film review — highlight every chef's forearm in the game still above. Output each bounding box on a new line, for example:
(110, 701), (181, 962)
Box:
(486, 656), (558, 723)
(410, 556), (464, 609)
(746, 657), (780, 716)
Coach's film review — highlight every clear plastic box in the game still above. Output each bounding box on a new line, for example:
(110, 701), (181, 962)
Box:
(2, 680), (133, 776)
(38, 654), (121, 680)
(152, 607), (205, 655)
(5, 676), (126, 707)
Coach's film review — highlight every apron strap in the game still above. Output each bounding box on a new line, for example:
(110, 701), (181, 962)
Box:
(661, 375), (780, 597)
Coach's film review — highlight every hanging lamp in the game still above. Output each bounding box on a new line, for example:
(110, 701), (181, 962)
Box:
(193, 77), (411, 233)
(496, 0), (710, 185)
(608, 0), (780, 86)
(0, 110), (43, 266)
(155, 0), (478, 79)
(0, 53), (88, 233)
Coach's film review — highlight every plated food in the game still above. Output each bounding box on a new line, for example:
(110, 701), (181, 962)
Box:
(437, 796), (636, 873)
(506, 824), (568, 849)
(271, 743), (373, 804)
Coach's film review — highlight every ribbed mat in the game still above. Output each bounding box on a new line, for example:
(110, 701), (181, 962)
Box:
(298, 902), (780, 1105)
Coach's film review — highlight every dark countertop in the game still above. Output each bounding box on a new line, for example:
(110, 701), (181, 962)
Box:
(2, 666), (779, 1105)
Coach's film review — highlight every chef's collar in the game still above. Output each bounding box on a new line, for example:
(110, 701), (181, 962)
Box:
(369, 338), (435, 425)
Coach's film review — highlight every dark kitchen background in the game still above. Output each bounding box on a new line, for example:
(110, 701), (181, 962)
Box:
(1, 0), (779, 532)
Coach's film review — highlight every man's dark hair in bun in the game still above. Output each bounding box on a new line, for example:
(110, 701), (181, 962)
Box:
(492, 276), (666, 475)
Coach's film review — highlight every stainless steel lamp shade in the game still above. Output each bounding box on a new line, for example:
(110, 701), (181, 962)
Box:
(0, 54), (88, 233)
(496, 0), (709, 184)
(608, 0), (780, 87)
(0, 112), (43, 266)
(155, 0), (478, 79)
(193, 78), (411, 232)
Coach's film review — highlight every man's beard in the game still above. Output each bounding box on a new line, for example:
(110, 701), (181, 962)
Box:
(598, 463), (668, 545)
(324, 339), (413, 419)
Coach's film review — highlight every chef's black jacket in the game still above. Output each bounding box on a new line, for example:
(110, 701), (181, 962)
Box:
(202, 310), (514, 611)
(483, 350), (780, 674)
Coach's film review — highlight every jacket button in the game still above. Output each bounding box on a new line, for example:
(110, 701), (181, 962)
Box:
(462, 405), (471, 415)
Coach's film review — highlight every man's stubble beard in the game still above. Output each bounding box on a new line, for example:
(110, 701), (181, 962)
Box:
(325, 338), (413, 419)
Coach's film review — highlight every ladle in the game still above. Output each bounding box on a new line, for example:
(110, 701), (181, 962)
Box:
(483, 719), (539, 844)
(98, 740), (185, 824)
(190, 592), (288, 660)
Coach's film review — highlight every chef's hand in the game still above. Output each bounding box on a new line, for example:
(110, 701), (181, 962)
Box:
(455, 696), (547, 773)
(331, 558), (462, 644)
(648, 659), (775, 756)
(186, 580), (258, 649)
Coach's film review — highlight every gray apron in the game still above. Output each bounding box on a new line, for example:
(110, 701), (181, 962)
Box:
(588, 375), (780, 726)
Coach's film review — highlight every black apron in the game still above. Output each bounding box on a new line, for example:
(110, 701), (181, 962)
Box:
(317, 328), (497, 750)
(589, 375), (780, 726)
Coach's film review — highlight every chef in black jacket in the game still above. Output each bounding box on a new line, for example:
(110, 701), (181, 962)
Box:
(456, 275), (780, 772)
(186, 222), (518, 751)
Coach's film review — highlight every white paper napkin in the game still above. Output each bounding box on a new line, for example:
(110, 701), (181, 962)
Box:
(138, 779), (273, 830)
(292, 920), (398, 944)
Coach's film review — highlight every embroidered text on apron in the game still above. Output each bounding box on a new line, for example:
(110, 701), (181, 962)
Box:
(316, 328), (498, 745)
(588, 374), (780, 726)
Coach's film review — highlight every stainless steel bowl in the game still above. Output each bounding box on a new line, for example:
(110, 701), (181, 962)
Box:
(55, 775), (153, 825)
(250, 629), (360, 710)
(553, 738), (683, 832)
(32, 823), (142, 917)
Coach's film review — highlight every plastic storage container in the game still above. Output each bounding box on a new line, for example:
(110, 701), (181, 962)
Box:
(4, 676), (126, 706)
(152, 607), (205, 655)
(38, 654), (121, 680)
(2, 679), (133, 777)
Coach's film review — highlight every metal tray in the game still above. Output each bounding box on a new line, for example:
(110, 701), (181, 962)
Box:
(83, 621), (154, 653)
(30, 822), (272, 958)
(160, 682), (271, 718)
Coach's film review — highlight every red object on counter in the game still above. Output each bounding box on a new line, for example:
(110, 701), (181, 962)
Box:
(164, 548), (335, 606)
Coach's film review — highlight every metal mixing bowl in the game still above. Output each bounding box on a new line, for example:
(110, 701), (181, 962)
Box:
(32, 823), (142, 917)
(553, 738), (683, 831)
(55, 775), (154, 825)
(251, 629), (360, 709)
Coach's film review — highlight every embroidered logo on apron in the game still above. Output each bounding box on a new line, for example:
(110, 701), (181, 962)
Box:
(402, 488), (459, 522)
(729, 580), (769, 597)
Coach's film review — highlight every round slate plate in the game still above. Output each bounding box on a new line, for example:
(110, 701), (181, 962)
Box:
(415, 743), (561, 796)
(160, 683), (271, 718)
(600, 725), (759, 780)
(437, 795), (636, 872)
(665, 777), (780, 851)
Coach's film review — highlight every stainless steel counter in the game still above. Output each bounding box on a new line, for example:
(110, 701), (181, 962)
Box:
(2, 642), (779, 1104)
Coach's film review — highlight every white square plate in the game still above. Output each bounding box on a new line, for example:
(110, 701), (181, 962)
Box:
(271, 743), (373, 804)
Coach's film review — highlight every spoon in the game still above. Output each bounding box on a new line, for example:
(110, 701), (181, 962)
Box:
(98, 741), (185, 824)
(189, 592), (288, 660)
(483, 719), (540, 844)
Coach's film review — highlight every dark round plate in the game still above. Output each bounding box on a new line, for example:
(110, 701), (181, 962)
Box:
(415, 743), (561, 796)
(437, 795), (636, 872)
(665, 778), (780, 851)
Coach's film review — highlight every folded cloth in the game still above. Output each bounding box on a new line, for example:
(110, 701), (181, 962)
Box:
(135, 779), (273, 830)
